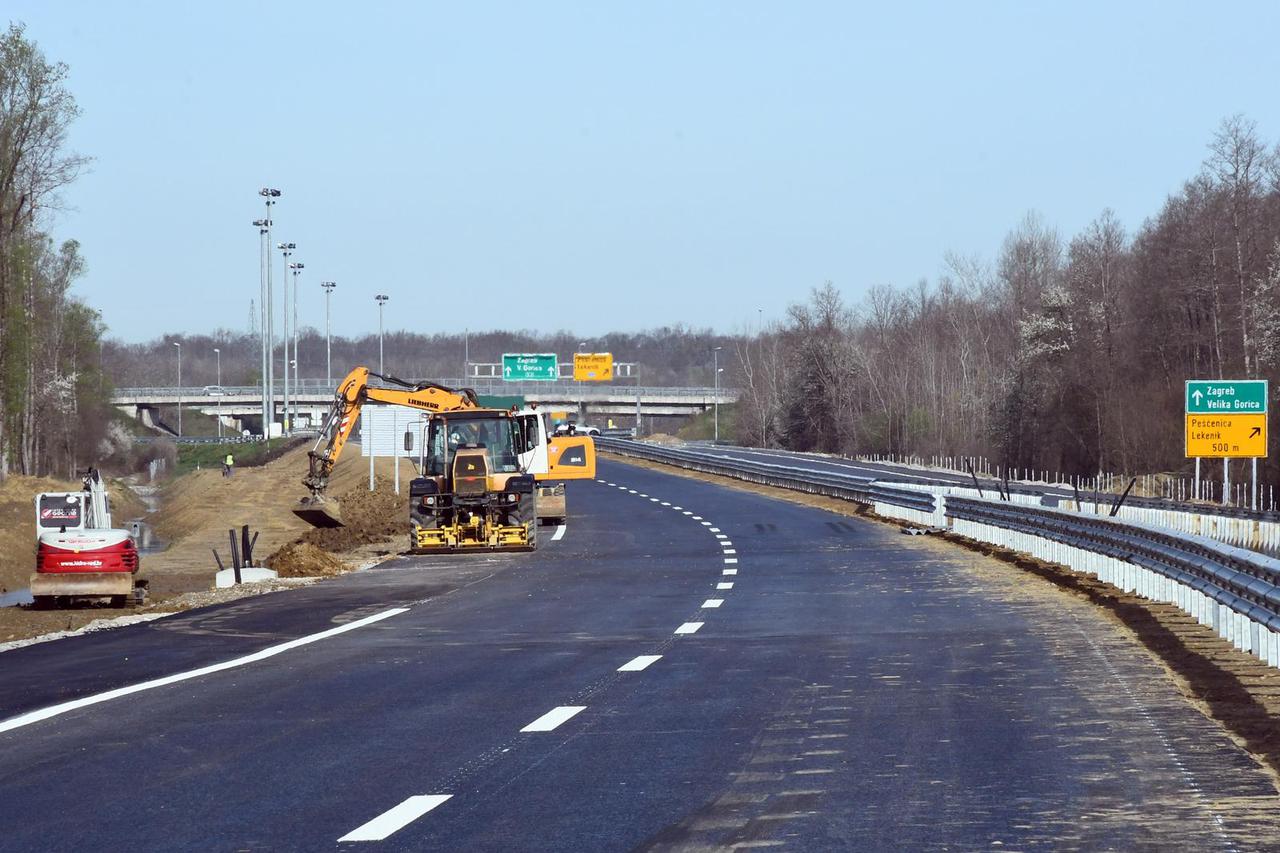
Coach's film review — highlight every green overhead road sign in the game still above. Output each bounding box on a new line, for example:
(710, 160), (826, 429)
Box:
(502, 353), (558, 381)
(1185, 380), (1268, 414)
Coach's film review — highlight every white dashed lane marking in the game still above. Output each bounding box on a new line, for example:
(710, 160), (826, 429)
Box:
(339, 795), (452, 843)
(675, 622), (703, 635)
(618, 655), (663, 672)
(723, 568), (738, 575)
(717, 582), (734, 590)
(702, 599), (723, 609)
(723, 549), (737, 555)
(551, 525), (567, 541)
(725, 558), (738, 564)
(521, 706), (587, 733)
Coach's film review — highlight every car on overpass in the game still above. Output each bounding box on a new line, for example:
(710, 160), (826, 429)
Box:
(553, 422), (600, 436)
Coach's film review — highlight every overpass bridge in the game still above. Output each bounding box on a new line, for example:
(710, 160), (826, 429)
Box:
(111, 379), (740, 434)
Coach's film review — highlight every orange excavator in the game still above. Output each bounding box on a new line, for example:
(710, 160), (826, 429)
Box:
(294, 367), (594, 551)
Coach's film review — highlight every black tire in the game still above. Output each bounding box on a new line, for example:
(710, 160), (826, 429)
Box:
(110, 595), (128, 608)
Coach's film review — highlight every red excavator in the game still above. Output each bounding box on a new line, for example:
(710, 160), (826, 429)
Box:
(31, 468), (147, 608)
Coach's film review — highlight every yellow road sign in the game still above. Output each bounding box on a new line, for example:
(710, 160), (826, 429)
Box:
(573, 352), (613, 382)
(1185, 413), (1267, 458)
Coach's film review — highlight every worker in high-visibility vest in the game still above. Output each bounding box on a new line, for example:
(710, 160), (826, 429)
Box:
(223, 453), (234, 478)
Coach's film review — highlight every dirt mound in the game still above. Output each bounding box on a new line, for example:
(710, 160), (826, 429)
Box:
(644, 433), (683, 446)
(267, 542), (348, 577)
(301, 477), (407, 551)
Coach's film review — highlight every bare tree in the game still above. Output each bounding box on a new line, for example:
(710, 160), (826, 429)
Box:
(1206, 114), (1273, 377)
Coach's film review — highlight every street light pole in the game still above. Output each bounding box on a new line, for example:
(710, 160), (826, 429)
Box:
(713, 346), (723, 443)
(322, 281), (336, 387)
(277, 242), (295, 433)
(254, 218), (270, 437)
(214, 347), (221, 438)
(376, 294), (389, 374)
(289, 261), (304, 426)
(259, 188), (281, 440)
(577, 340), (586, 425)
(173, 341), (182, 437)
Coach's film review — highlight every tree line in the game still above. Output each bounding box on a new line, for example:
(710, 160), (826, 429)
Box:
(738, 114), (1280, 486)
(0, 23), (105, 479)
(103, 325), (734, 390)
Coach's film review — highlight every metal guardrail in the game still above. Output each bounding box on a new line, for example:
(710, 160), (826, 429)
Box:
(598, 437), (1280, 637)
(597, 438), (936, 514)
(946, 497), (1280, 632)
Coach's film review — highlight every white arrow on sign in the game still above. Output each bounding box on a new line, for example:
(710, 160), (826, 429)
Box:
(1192, 389), (1204, 405)
(504, 366), (512, 378)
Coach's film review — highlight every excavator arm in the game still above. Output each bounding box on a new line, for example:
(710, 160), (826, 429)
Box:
(295, 366), (480, 527)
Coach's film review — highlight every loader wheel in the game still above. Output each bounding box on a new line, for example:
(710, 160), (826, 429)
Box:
(32, 596), (54, 611)
(110, 595), (128, 608)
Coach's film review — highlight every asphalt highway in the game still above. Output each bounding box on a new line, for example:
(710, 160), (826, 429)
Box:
(0, 459), (1276, 850)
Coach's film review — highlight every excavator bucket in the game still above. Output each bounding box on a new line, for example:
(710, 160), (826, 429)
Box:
(293, 497), (344, 528)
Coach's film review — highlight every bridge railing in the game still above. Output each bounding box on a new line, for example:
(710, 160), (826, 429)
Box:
(111, 382), (739, 402)
(597, 437), (1280, 670)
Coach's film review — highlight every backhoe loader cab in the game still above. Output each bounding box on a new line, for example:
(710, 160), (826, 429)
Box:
(407, 411), (538, 551)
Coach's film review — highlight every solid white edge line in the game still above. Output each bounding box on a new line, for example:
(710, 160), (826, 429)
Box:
(723, 568), (738, 575)
(618, 654), (663, 672)
(0, 607), (411, 735)
(717, 582), (734, 590)
(702, 599), (724, 608)
(674, 622), (703, 634)
(551, 524), (567, 541)
(339, 794), (452, 842)
(521, 705), (587, 732)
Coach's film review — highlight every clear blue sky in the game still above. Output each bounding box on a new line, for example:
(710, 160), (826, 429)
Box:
(9, 1), (1280, 343)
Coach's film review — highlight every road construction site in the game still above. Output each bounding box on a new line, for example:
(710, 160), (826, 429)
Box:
(5, 441), (1280, 849)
